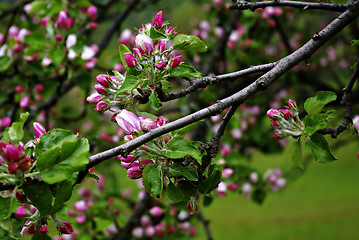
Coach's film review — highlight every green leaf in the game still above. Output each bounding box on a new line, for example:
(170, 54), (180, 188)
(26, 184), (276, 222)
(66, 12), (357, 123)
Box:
(49, 44), (66, 67)
(50, 180), (74, 215)
(24, 31), (46, 55)
(302, 113), (329, 136)
(22, 182), (53, 216)
(150, 28), (167, 40)
(119, 44), (132, 68)
(291, 138), (302, 166)
(35, 129), (89, 184)
(252, 189), (267, 205)
(0, 196), (19, 220)
(203, 195), (213, 207)
(168, 162), (198, 181)
(149, 91), (162, 110)
(1, 112), (29, 144)
(169, 64), (202, 78)
(37, 139), (89, 184)
(172, 34), (208, 52)
(35, 129), (77, 156)
(31, 233), (52, 240)
(160, 79), (172, 92)
(74, 0), (92, 7)
(330, 0), (347, 3)
(167, 182), (186, 203)
(0, 56), (12, 72)
(198, 166), (221, 194)
(142, 163), (163, 199)
(28, 1), (48, 15)
(177, 180), (197, 197)
(163, 138), (202, 164)
(304, 91), (337, 114)
(117, 74), (139, 93)
(352, 40), (359, 46)
(306, 133), (337, 163)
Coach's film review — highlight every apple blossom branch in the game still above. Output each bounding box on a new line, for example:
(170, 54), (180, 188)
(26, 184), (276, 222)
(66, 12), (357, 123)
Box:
(86, 4), (359, 171)
(230, 0), (349, 12)
(318, 56), (359, 138)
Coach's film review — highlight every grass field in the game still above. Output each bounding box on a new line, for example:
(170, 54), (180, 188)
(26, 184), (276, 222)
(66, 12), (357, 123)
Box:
(195, 136), (359, 240)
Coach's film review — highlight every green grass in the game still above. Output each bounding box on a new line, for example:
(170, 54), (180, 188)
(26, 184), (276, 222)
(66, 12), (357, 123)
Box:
(195, 138), (359, 240)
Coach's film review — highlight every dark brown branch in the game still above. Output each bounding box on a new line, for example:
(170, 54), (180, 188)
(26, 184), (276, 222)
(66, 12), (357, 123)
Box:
(230, 0), (348, 12)
(159, 62), (277, 102)
(318, 57), (359, 137)
(198, 211), (213, 240)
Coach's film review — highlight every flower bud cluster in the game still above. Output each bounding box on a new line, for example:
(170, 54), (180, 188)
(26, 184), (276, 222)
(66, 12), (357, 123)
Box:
(86, 73), (125, 111)
(15, 205), (49, 236)
(267, 99), (304, 139)
(115, 110), (171, 180)
(0, 141), (32, 175)
(122, 11), (182, 82)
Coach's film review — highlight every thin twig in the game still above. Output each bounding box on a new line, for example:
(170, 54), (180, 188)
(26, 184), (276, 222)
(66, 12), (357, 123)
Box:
(198, 211), (213, 240)
(230, 0), (348, 12)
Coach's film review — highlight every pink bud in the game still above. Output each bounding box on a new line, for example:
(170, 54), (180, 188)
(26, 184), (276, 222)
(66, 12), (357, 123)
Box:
(42, 17), (49, 27)
(155, 39), (166, 53)
(216, 181), (227, 196)
(33, 122), (46, 139)
(140, 117), (157, 130)
(0, 34), (4, 45)
(249, 172), (259, 183)
(3, 144), (20, 162)
(96, 74), (111, 87)
(94, 84), (107, 94)
(135, 34), (154, 55)
(115, 109), (141, 134)
(241, 182), (252, 193)
(274, 132), (281, 139)
(19, 96), (30, 109)
(167, 27), (175, 35)
(123, 52), (136, 68)
(114, 63), (124, 72)
(149, 206), (163, 217)
(145, 226), (155, 237)
(14, 206), (27, 218)
(153, 11), (164, 28)
(95, 101), (109, 111)
(190, 226), (197, 236)
(275, 178), (286, 188)
(171, 55), (182, 68)
(155, 60), (167, 70)
(55, 34), (62, 42)
(288, 99), (297, 110)
(266, 109), (280, 120)
(139, 159), (152, 169)
(279, 109), (293, 119)
(76, 215), (86, 224)
(0, 117), (11, 128)
(140, 215), (152, 227)
(117, 154), (135, 163)
(156, 116), (166, 126)
(87, 6), (97, 18)
(227, 183), (238, 190)
(222, 168), (234, 178)
(271, 121), (280, 127)
(65, 17), (75, 29)
(187, 199), (198, 215)
(132, 227), (144, 238)
(8, 26), (19, 38)
(58, 221), (73, 235)
(8, 162), (21, 174)
(34, 84), (44, 92)
(13, 43), (22, 53)
(74, 200), (87, 213)
(89, 22), (98, 29)
(20, 157), (33, 171)
(56, 10), (67, 28)
(86, 92), (102, 104)
(121, 160), (138, 170)
(220, 145), (230, 156)
(127, 165), (142, 179)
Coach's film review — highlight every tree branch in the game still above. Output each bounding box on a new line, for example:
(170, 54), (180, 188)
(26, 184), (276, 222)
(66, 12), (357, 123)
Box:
(197, 211), (213, 240)
(230, 0), (348, 12)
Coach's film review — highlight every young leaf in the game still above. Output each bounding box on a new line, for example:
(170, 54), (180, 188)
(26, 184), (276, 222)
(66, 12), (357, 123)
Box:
(304, 91), (337, 114)
(28, 1), (48, 15)
(163, 138), (202, 164)
(0, 56), (12, 72)
(142, 163), (163, 199)
(119, 44), (132, 68)
(149, 91), (162, 110)
(24, 31), (46, 55)
(36, 138), (89, 184)
(22, 182), (53, 216)
(306, 133), (337, 163)
(168, 162), (199, 181)
(50, 180), (74, 215)
(1, 112), (29, 144)
(291, 138), (302, 166)
(150, 28), (167, 40)
(172, 34), (208, 52)
(35, 129), (78, 156)
(117, 74), (139, 93)
(49, 44), (66, 67)
(169, 64), (202, 78)
(167, 182), (187, 203)
(0, 196), (19, 220)
(302, 113), (329, 136)
(198, 166), (221, 194)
